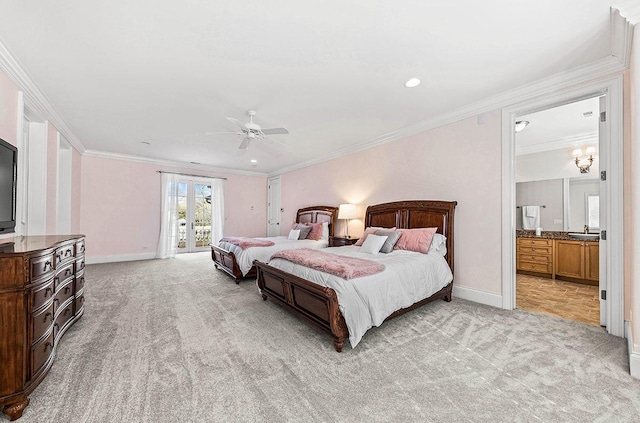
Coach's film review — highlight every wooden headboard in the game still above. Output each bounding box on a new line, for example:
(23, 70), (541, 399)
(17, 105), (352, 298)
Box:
(296, 206), (339, 237)
(365, 200), (457, 274)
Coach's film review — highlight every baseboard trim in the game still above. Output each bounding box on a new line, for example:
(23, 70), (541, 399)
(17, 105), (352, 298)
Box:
(625, 321), (640, 379)
(86, 252), (157, 265)
(453, 285), (502, 308)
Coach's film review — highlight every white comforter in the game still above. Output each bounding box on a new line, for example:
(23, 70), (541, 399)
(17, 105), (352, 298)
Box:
(218, 236), (329, 276)
(267, 246), (453, 348)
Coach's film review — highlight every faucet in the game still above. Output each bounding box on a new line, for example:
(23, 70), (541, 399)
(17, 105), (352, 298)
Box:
(584, 224), (589, 234)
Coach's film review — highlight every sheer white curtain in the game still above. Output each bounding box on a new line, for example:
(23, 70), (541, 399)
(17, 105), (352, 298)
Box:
(157, 173), (180, 259)
(209, 178), (225, 244)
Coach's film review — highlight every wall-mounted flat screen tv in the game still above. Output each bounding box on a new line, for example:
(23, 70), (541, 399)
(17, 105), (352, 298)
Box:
(0, 138), (17, 234)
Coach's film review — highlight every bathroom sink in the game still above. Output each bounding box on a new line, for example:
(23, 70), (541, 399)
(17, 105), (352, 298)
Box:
(568, 233), (600, 240)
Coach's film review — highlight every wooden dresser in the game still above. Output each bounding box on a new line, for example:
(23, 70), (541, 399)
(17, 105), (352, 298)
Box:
(0, 235), (86, 420)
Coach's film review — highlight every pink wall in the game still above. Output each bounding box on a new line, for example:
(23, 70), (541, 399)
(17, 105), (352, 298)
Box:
(281, 112), (503, 295)
(0, 70), (19, 241)
(79, 156), (267, 259)
(45, 122), (57, 234)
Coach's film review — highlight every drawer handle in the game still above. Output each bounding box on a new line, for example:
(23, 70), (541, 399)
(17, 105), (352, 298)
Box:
(54, 276), (59, 284)
(44, 341), (53, 351)
(53, 298), (59, 305)
(44, 312), (53, 322)
(43, 261), (52, 271)
(44, 287), (53, 297)
(65, 268), (72, 276)
(65, 249), (72, 257)
(63, 308), (71, 316)
(64, 286), (71, 294)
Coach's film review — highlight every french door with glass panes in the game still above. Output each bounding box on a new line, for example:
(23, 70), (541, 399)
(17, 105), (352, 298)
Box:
(177, 180), (212, 253)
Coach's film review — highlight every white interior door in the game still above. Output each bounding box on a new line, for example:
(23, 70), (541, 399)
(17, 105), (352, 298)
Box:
(598, 95), (607, 327)
(267, 176), (281, 236)
(177, 180), (212, 253)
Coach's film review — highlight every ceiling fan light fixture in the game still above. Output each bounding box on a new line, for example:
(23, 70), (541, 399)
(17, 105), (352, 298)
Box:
(404, 78), (421, 88)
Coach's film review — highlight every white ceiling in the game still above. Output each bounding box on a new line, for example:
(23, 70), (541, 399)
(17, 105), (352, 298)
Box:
(515, 96), (600, 156)
(0, 1), (637, 174)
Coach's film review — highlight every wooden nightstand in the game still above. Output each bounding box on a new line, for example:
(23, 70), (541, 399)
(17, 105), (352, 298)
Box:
(329, 236), (359, 247)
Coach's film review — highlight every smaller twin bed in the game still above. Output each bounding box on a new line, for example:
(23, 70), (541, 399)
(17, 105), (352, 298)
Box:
(211, 206), (338, 283)
(256, 200), (457, 351)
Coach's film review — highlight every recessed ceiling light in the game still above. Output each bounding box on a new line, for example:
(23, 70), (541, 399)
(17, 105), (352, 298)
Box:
(404, 78), (421, 88)
(515, 120), (530, 132)
(250, 159), (257, 163)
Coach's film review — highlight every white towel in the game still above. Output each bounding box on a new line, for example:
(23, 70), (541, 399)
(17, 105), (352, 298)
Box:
(522, 206), (540, 230)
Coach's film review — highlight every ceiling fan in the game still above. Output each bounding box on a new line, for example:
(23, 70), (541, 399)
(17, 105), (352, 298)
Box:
(208, 110), (289, 150)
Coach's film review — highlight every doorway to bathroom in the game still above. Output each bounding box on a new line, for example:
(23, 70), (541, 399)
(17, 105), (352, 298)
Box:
(502, 75), (624, 337)
(514, 97), (601, 326)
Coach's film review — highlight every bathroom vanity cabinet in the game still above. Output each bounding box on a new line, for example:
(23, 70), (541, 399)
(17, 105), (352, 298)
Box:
(554, 239), (599, 284)
(516, 238), (554, 278)
(516, 235), (598, 285)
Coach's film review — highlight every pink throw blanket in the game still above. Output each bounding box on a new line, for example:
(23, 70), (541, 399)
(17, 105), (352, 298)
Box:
(270, 248), (385, 280)
(220, 237), (275, 249)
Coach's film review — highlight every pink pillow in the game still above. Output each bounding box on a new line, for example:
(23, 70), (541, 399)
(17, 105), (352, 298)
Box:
(304, 223), (323, 241)
(394, 227), (438, 254)
(354, 226), (396, 246)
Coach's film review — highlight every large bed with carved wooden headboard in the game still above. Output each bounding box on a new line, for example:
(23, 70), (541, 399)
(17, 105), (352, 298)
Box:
(255, 200), (457, 351)
(211, 205), (338, 283)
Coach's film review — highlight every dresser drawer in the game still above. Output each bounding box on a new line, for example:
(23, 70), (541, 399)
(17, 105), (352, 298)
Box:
(55, 243), (75, 268)
(55, 261), (75, 282)
(31, 280), (55, 311)
(31, 330), (54, 376)
(518, 261), (552, 273)
(55, 278), (75, 306)
(32, 302), (55, 343)
(30, 253), (55, 280)
(74, 293), (85, 315)
(76, 256), (85, 273)
(75, 273), (85, 293)
(76, 239), (86, 256)
(54, 301), (74, 337)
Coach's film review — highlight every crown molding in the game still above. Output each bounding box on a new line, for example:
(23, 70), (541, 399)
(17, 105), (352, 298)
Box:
(0, 38), (86, 154)
(83, 149), (268, 178)
(611, 8), (635, 69)
(515, 132), (599, 156)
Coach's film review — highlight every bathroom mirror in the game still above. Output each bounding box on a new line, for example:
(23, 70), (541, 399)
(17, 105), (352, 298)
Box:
(516, 177), (599, 231)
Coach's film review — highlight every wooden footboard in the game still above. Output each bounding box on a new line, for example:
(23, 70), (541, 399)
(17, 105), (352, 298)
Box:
(255, 261), (453, 352)
(211, 245), (256, 284)
(255, 261), (349, 351)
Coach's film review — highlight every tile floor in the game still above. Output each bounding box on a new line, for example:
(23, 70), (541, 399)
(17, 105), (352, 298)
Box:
(516, 274), (600, 327)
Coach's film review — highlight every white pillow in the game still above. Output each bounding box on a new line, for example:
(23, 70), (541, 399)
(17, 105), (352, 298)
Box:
(321, 221), (329, 239)
(360, 234), (388, 255)
(428, 233), (447, 256)
(288, 229), (301, 240)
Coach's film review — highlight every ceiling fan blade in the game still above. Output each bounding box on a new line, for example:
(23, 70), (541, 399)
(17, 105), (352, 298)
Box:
(261, 127), (289, 135)
(238, 137), (251, 149)
(226, 117), (248, 131)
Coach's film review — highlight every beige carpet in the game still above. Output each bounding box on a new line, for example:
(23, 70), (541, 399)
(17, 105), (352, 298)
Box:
(9, 252), (640, 422)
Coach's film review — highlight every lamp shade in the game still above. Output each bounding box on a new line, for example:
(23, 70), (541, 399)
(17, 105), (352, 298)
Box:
(338, 203), (357, 220)
(572, 148), (582, 157)
(585, 146), (597, 155)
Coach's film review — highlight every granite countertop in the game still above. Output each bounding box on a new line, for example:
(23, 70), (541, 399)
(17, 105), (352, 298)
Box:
(516, 230), (600, 242)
